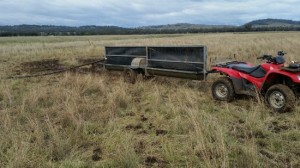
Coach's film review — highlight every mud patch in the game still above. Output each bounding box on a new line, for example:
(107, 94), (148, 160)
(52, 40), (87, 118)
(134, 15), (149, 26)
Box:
(134, 141), (146, 154)
(125, 112), (136, 117)
(156, 129), (168, 136)
(276, 154), (291, 167)
(228, 120), (267, 142)
(148, 123), (155, 130)
(256, 139), (268, 148)
(125, 124), (143, 131)
(125, 123), (149, 135)
(15, 57), (104, 76)
(92, 147), (102, 161)
(137, 130), (148, 135)
(268, 120), (294, 133)
(19, 59), (63, 73)
(140, 115), (148, 122)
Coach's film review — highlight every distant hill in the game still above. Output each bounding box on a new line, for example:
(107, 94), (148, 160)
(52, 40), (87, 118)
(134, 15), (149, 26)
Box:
(245, 19), (300, 27)
(139, 19), (300, 30)
(0, 19), (300, 36)
(0, 25), (131, 36)
(138, 23), (236, 30)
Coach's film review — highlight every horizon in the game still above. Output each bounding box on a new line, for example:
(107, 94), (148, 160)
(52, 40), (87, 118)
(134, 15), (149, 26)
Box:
(0, 0), (299, 27)
(0, 18), (299, 28)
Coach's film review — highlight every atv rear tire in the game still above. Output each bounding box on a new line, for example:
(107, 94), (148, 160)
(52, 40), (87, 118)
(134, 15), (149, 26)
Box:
(265, 84), (296, 112)
(212, 77), (235, 102)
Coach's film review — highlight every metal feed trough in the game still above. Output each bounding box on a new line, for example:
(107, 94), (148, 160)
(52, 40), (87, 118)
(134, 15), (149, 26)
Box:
(104, 46), (207, 83)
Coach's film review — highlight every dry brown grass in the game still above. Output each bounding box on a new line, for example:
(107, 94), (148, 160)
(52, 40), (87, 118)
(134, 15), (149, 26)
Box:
(0, 32), (300, 167)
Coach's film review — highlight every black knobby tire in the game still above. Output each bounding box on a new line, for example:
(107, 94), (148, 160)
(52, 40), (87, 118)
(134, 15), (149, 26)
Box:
(211, 77), (235, 102)
(123, 68), (138, 84)
(265, 84), (296, 112)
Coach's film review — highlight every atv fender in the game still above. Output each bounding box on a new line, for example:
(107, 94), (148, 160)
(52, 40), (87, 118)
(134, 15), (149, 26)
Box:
(210, 67), (241, 79)
(211, 67), (244, 93)
(260, 72), (299, 94)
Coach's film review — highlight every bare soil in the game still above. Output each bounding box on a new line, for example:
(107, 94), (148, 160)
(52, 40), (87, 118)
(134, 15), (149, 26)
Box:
(15, 57), (104, 75)
(19, 59), (63, 73)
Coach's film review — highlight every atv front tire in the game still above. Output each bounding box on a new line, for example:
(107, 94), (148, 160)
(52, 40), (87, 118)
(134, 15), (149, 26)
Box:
(265, 84), (296, 112)
(212, 77), (235, 102)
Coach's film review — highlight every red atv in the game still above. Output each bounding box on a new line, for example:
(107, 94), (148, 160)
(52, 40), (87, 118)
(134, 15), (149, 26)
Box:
(211, 51), (300, 112)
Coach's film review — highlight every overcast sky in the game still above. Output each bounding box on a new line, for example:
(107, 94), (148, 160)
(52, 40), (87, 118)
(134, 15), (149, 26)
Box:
(0, 0), (299, 27)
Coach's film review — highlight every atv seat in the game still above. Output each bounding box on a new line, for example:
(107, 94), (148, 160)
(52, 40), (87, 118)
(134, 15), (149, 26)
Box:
(231, 64), (260, 74)
(230, 64), (266, 78)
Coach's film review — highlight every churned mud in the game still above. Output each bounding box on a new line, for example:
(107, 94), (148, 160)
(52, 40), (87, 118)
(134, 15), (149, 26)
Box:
(19, 59), (63, 73)
(14, 57), (104, 75)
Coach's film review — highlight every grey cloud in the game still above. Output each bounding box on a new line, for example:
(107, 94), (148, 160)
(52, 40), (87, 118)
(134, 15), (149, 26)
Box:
(0, 0), (299, 26)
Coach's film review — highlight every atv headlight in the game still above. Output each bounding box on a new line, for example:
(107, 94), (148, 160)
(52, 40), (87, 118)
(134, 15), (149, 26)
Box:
(298, 75), (300, 80)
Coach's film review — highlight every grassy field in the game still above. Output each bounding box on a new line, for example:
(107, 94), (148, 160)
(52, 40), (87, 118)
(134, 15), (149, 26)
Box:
(0, 32), (300, 167)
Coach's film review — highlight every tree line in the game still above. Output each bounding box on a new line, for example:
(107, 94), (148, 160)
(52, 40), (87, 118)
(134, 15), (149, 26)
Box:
(0, 24), (300, 36)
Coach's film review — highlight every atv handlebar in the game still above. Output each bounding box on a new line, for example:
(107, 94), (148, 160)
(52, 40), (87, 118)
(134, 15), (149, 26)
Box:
(257, 51), (286, 61)
(277, 51), (286, 56)
(257, 51), (286, 64)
